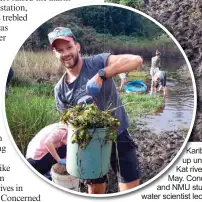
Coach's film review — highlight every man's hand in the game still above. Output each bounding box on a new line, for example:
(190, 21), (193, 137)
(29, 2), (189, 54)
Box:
(58, 158), (66, 165)
(86, 74), (103, 95)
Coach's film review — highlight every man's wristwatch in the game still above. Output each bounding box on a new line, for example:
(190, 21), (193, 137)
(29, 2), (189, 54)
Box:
(98, 69), (106, 81)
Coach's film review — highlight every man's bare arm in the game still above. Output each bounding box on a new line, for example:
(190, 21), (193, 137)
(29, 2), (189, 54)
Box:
(104, 54), (143, 78)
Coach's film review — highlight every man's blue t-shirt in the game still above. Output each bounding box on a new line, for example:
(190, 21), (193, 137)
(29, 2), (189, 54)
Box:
(54, 53), (130, 135)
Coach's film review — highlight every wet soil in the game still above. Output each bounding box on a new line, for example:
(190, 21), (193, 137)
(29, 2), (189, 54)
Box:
(52, 164), (68, 175)
(133, 129), (186, 183)
(107, 128), (187, 193)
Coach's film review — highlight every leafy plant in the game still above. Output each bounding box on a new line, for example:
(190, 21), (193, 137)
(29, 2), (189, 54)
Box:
(61, 104), (120, 149)
(120, 0), (144, 9)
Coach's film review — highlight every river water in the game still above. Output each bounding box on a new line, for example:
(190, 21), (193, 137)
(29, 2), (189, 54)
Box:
(136, 59), (195, 134)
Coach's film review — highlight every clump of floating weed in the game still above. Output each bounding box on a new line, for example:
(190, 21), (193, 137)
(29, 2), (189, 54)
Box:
(61, 104), (120, 149)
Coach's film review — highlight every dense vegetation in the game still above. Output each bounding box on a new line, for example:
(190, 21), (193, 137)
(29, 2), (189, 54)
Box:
(5, 83), (58, 154)
(107, 0), (145, 9)
(6, 76), (164, 154)
(23, 5), (171, 56)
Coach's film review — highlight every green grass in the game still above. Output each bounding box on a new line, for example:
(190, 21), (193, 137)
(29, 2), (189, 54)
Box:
(119, 92), (164, 128)
(113, 71), (149, 87)
(5, 85), (59, 154)
(127, 71), (149, 81)
(11, 77), (55, 96)
(97, 33), (174, 49)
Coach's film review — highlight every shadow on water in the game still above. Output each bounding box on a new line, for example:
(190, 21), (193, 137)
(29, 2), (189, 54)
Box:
(136, 58), (195, 134)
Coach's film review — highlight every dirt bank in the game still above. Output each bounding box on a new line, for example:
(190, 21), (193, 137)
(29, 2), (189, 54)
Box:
(106, 128), (187, 193)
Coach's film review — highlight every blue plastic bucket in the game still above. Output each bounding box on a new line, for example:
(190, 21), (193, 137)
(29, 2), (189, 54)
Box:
(66, 125), (112, 179)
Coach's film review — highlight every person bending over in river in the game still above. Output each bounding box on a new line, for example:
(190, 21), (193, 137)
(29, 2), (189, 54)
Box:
(152, 70), (167, 96)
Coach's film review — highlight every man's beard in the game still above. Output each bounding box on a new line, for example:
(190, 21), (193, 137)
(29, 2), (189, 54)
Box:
(63, 52), (79, 69)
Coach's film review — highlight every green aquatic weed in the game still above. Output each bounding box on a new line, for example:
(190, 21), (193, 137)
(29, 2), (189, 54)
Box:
(60, 104), (119, 149)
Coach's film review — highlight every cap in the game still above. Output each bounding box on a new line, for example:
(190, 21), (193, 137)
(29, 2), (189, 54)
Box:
(48, 27), (76, 47)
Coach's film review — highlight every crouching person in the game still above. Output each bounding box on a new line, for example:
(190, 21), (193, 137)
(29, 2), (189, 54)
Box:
(26, 123), (68, 177)
(152, 70), (167, 96)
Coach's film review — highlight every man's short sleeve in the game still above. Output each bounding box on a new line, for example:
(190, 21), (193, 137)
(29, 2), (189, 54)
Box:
(91, 53), (111, 71)
(54, 86), (66, 112)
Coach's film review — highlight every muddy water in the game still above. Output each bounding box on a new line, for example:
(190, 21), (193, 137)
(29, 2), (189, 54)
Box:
(137, 59), (195, 134)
